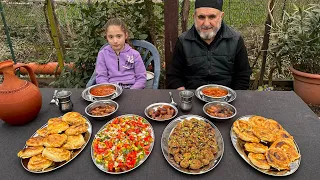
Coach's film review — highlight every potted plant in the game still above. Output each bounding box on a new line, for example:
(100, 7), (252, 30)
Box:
(269, 4), (320, 105)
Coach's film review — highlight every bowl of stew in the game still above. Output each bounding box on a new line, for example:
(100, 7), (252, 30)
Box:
(199, 84), (231, 102)
(88, 83), (117, 100)
(85, 100), (119, 120)
(203, 101), (237, 121)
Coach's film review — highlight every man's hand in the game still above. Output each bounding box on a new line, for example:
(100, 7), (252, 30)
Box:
(177, 87), (185, 90)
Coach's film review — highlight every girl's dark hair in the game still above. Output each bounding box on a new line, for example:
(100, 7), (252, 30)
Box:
(105, 18), (131, 45)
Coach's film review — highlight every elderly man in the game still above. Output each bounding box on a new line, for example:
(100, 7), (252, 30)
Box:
(167, 0), (252, 90)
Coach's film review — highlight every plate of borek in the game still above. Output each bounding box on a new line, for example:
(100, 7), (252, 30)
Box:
(91, 114), (154, 174)
(17, 112), (92, 173)
(161, 115), (224, 175)
(230, 115), (301, 176)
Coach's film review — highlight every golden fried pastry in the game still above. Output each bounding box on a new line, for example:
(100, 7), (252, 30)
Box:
(47, 118), (69, 134)
(270, 139), (300, 162)
(65, 123), (88, 136)
(62, 112), (86, 126)
(266, 147), (291, 170)
(244, 142), (268, 153)
(264, 119), (283, 133)
(248, 116), (266, 127)
(36, 127), (48, 137)
(27, 154), (54, 171)
(48, 118), (62, 124)
(42, 147), (71, 162)
(26, 136), (45, 147)
(248, 153), (270, 170)
(17, 146), (44, 159)
(43, 134), (68, 148)
(252, 127), (276, 142)
(275, 130), (294, 140)
(62, 134), (86, 150)
(233, 120), (260, 143)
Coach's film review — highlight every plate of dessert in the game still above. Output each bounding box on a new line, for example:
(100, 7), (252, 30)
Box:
(161, 115), (224, 174)
(230, 115), (301, 176)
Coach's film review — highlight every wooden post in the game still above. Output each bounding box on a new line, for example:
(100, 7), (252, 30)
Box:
(181, 0), (190, 32)
(45, 0), (65, 69)
(0, 1), (16, 63)
(257, 0), (275, 88)
(164, 0), (178, 87)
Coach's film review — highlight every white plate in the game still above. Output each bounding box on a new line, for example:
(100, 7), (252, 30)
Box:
(230, 115), (301, 176)
(161, 114), (224, 175)
(20, 116), (92, 173)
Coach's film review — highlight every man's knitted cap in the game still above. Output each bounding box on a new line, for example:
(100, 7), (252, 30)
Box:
(195, 0), (223, 11)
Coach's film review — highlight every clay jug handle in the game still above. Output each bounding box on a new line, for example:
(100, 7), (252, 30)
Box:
(14, 64), (39, 87)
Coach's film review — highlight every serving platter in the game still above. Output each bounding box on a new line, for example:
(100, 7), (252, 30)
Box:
(161, 115), (224, 175)
(230, 115), (301, 176)
(195, 84), (236, 103)
(82, 83), (122, 102)
(144, 102), (178, 121)
(91, 114), (154, 174)
(20, 115), (92, 173)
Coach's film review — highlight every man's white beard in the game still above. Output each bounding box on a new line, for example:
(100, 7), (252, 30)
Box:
(195, 21), (221, 41)
(199, 30), (215, 40)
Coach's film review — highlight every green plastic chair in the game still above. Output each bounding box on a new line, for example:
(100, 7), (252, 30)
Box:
(86, 40), (160, 89)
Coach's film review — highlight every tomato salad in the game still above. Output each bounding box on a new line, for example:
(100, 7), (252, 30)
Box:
(92, 115), (154, 173)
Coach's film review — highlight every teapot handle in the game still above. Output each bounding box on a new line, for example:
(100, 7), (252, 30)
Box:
(14, 64), (39, 87)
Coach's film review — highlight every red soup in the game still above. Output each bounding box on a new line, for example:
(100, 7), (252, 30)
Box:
(90, 85), (116, 96)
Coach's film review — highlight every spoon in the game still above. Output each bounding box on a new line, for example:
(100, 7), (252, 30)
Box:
(50, 90), (58, 104)
(169, 92), (178, 107)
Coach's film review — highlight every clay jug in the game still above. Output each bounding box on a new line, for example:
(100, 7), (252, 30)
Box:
(0, 60), (42, 125)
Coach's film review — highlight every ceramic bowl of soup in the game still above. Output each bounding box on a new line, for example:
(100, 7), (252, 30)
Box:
(200, 84), (231, 102)
(85, 100), (119, 120)
(203, 101), (237, 121)
(88, 83), (117, 100)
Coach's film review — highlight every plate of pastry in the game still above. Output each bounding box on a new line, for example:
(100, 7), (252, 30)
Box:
(17, 112), (92, 173)
(230, 115), (301, 176)
(161, 115), (224, 174)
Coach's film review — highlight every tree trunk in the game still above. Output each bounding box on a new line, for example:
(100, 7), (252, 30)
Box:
(164, 0), (178, 88)
(268, 65), (277, 86)
(145, 0), (157, 46)
(181, 0), (190, 32)
(44, 0), (66, 69)
(62, 6), (75, 39)
(257, 0), (275, 88)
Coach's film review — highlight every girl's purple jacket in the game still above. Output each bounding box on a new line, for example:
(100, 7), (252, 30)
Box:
(95, 43), (147, 89)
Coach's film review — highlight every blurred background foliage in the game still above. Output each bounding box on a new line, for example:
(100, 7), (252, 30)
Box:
(0, 0), (318, 88)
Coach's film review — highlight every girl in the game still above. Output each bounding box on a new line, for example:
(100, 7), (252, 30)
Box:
(95, 18), (147, 89)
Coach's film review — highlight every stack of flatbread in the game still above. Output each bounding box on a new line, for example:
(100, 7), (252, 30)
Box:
(17, 112), (88, 171)
(232, 115), (300, 171)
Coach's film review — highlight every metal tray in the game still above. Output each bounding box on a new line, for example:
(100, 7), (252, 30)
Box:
(230, 115), (301, 176)
(21, 116), (92, 173)
(195, 84), (236, 103)
(144, 102), (178, 121)
(82, 83), (123, 102)
(91, 114), (155, 174)
(161, 114), (224, 175)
